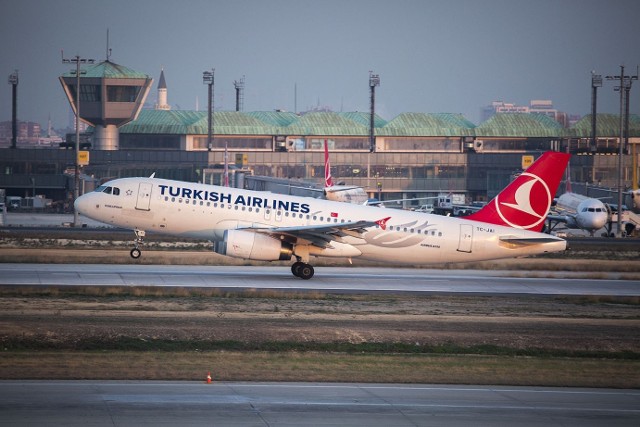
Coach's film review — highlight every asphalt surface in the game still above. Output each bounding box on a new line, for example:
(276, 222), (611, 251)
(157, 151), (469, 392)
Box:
(1, 381), (638, 427)
(1, 263), (638, 296)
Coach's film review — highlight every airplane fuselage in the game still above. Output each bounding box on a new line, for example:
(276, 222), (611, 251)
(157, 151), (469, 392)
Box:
(76, 177), (566, 266)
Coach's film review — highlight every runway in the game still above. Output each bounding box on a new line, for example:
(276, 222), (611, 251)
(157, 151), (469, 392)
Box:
(0, 263), (639, 296)
(0, 381), (638, 426)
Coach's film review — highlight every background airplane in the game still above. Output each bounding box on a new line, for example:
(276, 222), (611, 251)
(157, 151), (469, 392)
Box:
(75, 151), (571, 280)
(545, 166), (610, 236)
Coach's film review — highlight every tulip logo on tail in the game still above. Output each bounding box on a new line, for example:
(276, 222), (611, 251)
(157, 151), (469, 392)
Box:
(495, 172), (551, 230)
(466, 152), (570, 232)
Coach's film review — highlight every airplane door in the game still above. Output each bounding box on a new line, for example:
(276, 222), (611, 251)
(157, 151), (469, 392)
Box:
(457, 224), (473, 253)
(136, 183), (153, 211)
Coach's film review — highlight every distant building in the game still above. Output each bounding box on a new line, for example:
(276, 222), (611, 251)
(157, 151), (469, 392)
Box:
(481, 100), (569, 126)
(0, 120), (41, 147)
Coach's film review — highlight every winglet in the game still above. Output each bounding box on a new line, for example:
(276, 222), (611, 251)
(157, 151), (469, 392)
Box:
(376, 216), (391, 230)
(466, 151), (570, 232)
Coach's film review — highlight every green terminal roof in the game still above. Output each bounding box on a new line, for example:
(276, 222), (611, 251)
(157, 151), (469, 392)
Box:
(63, 60), (150, 79)
(572, 114), (640, 137)
(283, 111), (370, 136)
(119, 109), (636, 138)
(380, 113), (475, 136)
(120, 110), (278, 135)
(339, 112), (387, 128)
(474, 113), (566, 137)
(245, 111), (300, 127)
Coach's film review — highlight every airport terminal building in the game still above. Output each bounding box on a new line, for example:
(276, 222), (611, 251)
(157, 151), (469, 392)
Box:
(1, 60), (639, 209)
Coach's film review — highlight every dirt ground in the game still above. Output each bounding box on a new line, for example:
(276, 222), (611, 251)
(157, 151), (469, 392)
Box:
(1, 292), (638, 354)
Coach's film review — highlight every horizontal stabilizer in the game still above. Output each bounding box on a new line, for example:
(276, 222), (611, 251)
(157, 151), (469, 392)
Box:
(499, 236), (564, 246)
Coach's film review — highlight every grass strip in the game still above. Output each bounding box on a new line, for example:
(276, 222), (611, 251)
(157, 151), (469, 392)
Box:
(2, 338), (638, 360)
(0, 351), (638, 388)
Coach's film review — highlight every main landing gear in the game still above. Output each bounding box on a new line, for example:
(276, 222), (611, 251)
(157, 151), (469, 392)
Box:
(130, 229), (145, 259)
(291, 260), (314, 280)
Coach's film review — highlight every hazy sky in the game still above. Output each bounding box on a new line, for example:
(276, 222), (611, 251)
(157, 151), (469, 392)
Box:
(1, 0), (639, 128)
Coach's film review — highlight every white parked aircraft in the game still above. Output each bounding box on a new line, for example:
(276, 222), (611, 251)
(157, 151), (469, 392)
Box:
(75, 151), (571, 280)
(305, 140), (370, 204)
(546, 177), (609, 236)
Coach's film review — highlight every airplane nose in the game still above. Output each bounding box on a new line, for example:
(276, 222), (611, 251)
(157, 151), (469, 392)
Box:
(74, 194), (89, 215)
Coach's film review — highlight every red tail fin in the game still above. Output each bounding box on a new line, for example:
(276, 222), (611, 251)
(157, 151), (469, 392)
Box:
(466, 151), (570, 231)
(324, 139), (334, 187)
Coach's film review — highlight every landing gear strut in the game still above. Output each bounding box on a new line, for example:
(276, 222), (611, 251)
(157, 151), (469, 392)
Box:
(291, 260), (314, 280)
(130, 229), (145, 259)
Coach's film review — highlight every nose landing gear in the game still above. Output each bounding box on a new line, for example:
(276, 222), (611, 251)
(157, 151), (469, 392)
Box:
(130, 229), (145, 259)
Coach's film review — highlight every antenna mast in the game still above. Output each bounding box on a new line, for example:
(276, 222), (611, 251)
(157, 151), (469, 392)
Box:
(106, 29), (112, 61)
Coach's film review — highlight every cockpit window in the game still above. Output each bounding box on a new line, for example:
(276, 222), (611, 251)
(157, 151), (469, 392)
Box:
(94, 185), (120, 195)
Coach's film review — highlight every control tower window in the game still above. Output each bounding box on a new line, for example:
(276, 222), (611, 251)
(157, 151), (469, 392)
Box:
(69, 85), (102, 102)
(107, 86), (142, 102)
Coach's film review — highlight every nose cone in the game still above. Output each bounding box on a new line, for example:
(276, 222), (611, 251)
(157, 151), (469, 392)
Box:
(74, 194), (90, 216)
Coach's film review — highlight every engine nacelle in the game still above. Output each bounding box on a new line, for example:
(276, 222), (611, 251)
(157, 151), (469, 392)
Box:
(214, 229), (293, 261)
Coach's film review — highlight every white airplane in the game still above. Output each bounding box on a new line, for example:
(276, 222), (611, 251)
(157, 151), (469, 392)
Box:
(547, 179), (609, 236)
(74, 151), (571, 280)
(318, 140), (431, 207)
(308, 140), (370, 204)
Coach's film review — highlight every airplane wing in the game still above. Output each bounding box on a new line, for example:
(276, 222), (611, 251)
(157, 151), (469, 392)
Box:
(243, 218), (389, 248)
(325, 186), (364, 194)
(367, 196), (437, 206)
(546, 212), (571, 223)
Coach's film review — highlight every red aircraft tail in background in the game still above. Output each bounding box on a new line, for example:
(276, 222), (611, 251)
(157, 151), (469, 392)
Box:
(324, 139), (334, 188)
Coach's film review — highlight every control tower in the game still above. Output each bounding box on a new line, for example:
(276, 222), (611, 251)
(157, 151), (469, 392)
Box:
(59, 60), (152, 150)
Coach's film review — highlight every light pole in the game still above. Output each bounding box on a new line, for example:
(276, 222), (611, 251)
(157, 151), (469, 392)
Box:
(368, 71), (380, 194)
(605, 66), (637, 237)
(203, 69), (215, 151)
(590, 71), (602, 153)
(8, 70), (18, 150)
(62, 52), (94, 227)
(234, 75), (245, 112)
(368, 71), (380, 153)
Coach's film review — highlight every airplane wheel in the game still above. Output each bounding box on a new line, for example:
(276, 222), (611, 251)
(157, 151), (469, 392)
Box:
(298, 264), (314, 280)
(130, 248), (142, 259)
(291, 261), (304, 277)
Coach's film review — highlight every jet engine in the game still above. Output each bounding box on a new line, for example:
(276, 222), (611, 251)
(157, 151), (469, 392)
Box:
(214, 229), (293, 261)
